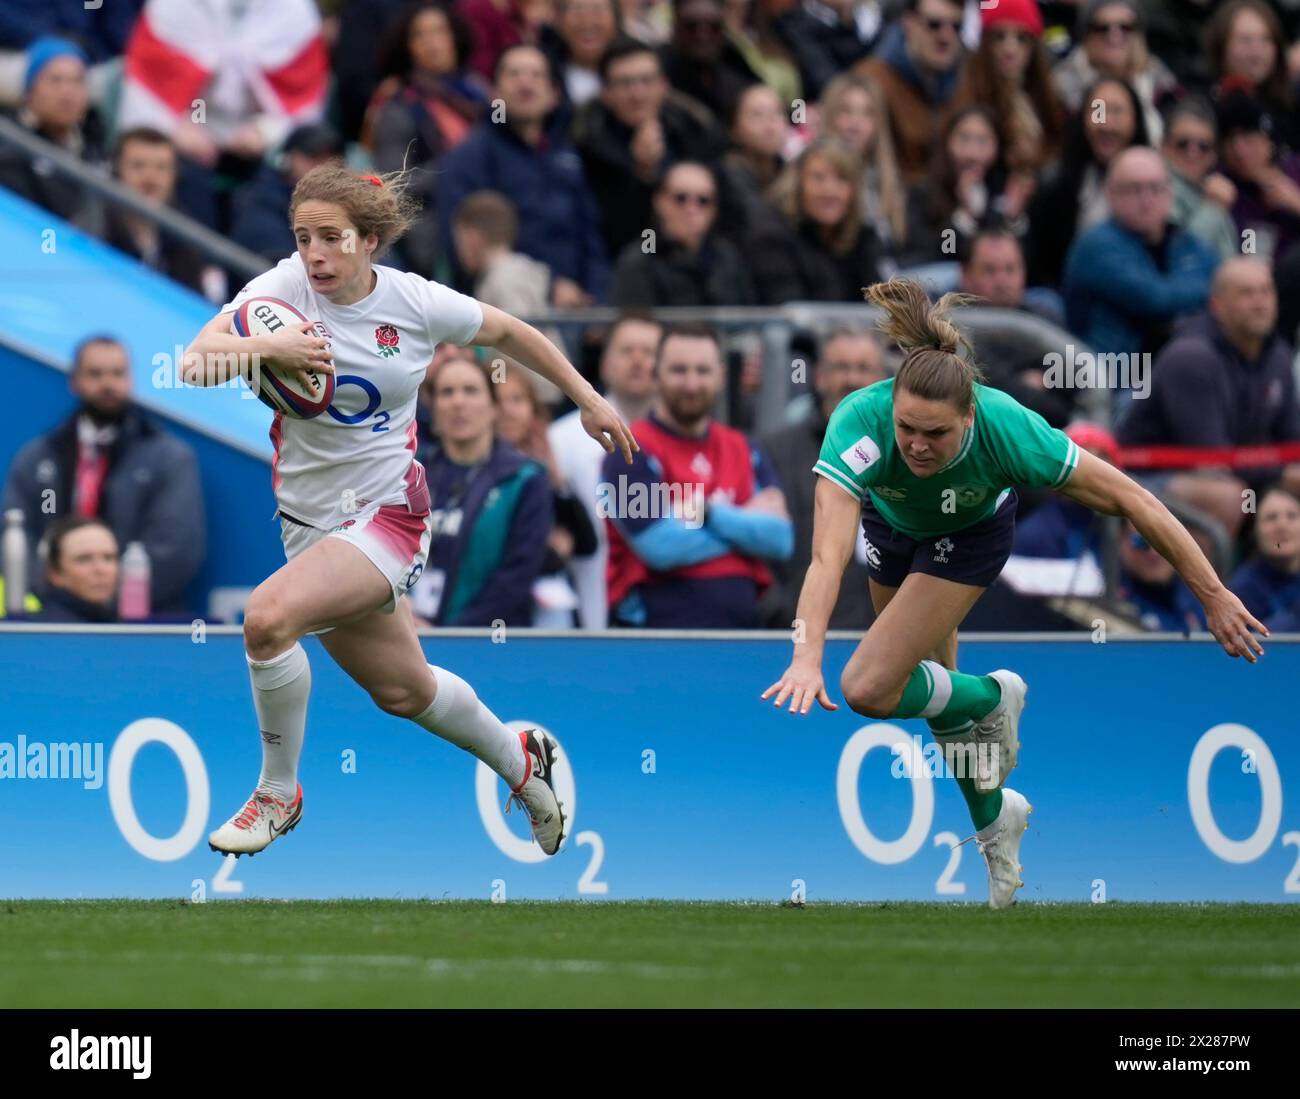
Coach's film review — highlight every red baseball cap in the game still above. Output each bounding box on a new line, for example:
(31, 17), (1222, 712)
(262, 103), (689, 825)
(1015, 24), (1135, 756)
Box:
(981, 0), (1044, 39)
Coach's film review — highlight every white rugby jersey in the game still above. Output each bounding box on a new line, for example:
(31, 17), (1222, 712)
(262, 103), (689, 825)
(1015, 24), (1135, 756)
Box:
(221, 256), (483, 528)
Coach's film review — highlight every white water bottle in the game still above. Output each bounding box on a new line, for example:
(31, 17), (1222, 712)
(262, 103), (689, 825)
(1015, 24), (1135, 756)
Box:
(3, 509), (27, 617)
(119, 541), (151, 621)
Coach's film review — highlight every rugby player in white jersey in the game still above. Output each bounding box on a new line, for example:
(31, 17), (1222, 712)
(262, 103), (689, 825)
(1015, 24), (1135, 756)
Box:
(183, 165), (636, 858)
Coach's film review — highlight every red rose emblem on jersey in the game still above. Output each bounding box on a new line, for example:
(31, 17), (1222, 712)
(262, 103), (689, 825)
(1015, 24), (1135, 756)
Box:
(375, 324), (401, 357)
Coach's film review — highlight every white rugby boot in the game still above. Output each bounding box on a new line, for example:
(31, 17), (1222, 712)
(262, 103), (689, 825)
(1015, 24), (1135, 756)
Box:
(977, 788), (1032, 909)
(208, 784), (303, 857)
(504, 729), (566, 856)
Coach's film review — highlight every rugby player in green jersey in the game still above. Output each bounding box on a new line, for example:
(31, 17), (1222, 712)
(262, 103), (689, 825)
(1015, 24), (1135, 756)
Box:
(763, 279), (1267, 907)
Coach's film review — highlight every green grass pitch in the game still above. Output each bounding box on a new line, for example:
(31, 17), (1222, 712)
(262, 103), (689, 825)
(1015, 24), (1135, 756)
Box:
(3, 900), (1298, 1008)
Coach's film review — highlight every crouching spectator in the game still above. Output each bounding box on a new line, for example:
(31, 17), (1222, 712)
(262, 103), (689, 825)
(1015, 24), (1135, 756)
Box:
(33, 516), (120, 623)
(1230, 484), (1300, 630)
(602, 324), (793, 628)
(411, 354), (554, 626)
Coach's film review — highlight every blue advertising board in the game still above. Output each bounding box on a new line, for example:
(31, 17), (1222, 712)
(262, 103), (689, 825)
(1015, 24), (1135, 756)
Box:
(0, 628), (1296, 903)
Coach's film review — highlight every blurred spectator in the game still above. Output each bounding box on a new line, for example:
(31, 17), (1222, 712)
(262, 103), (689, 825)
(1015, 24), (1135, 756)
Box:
(1052, 0), (1178, 144)
(816, 72), (910, 269)
(450, 189), (566, 403)
(715, 81), (788, 243)
(0, 37), (106, 233)
(1064, 148), (1218, 360)
(1026, 76), (1150, 287)
(363, 3), (490, 273)
(611, 160), (754, 305)
(32, 516), (120, 624)
(761, 327), (885, 629)
(902, 105), (1029, 266)
(438, 44), (610, 302)
(460, 0), (552, 83)
(22, 516), (119, 623)
(0, 1), (143, 107)
(959, 229), (1073, 426)
(229, 122), (343, 265)
(659, 0), (757, 125)
(549, 314), (662, 627)
(1161, 98), (1240, 261)
(747, 138), (884, 303)
(1230, 484), (1300, 629)
(105, 127), (221, 299)
(573, 35), (723, 257)
(1117, 257), (1300, 541)
(855, 0), (965, 184)
(119, 0), (329, 226)
(722, 0), (802, 107)
(412, 354), (553, 626)
(1117, 519), (1205, 631)
(953, 0), (1063, 178)
(3, 336), (205, 615)
(602, 324), (792, 627)
(1216, 88), (1300, 264)
(330, 0), (408, 143)
(1205, 0), (1296, 153)
(496, 365), (598, 625)
(772, 0), (878, 101)
(540, 0), (620, 107)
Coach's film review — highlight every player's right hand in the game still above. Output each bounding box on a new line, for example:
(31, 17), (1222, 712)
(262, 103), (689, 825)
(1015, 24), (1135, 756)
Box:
(262, 321), (335, 396)
(761, 662), (837, 715)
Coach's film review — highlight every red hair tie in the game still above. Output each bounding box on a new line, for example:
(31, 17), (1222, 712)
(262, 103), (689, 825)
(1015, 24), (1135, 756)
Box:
(360, 174), (383, 187)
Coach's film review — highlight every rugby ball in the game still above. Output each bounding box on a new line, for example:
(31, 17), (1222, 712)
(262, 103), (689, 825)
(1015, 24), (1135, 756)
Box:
(231, 296), (335, 418)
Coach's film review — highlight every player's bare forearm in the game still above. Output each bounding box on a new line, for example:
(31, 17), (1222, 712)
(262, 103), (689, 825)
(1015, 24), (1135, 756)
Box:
(183, 314), (269, 386)
(793, 479), (860, 663)
(474, 305), (597, 409)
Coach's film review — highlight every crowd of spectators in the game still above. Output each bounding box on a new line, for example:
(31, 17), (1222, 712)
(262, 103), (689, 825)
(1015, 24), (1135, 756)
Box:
(2, 0), (1300, 632)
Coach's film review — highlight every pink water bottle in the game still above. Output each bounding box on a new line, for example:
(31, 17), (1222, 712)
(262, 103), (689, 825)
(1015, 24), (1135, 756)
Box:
(119, 541), (151, 621)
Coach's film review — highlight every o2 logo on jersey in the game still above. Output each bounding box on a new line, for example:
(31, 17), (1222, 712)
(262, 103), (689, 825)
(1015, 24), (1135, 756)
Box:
(327, 375), (390, 432)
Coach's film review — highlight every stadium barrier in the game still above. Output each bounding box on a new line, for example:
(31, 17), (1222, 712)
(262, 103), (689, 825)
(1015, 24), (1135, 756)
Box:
(1, 627), (1295, 903)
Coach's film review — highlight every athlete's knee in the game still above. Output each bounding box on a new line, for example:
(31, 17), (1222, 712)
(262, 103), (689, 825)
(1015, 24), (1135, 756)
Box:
(840, 668), (902, 718)
(243, 591), (300, 660)
(371, 681), (433, 719)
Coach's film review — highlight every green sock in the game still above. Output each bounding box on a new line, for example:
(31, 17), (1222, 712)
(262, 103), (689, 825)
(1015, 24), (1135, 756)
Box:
(892, 660), (1001, 724)
(946, 757), (1004, 830)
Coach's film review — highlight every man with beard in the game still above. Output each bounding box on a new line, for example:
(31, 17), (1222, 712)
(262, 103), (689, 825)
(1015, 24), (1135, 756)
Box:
(601, 323), (793, 627)
(4, 335), (205, 614)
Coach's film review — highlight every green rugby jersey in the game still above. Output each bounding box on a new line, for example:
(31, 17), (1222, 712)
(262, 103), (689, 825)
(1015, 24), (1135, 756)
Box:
(813, 379), (1080, 539)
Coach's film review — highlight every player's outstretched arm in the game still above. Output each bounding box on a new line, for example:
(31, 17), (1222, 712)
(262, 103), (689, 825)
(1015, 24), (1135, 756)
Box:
(470, 303), (638, 464)
(1058, 449), (1268, 662)
(761, 477), (860, 714)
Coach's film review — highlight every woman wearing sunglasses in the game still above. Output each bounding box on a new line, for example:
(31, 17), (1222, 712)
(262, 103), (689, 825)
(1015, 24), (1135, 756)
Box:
(610, 159), (755, 306)
(1160, 97), (1240, 262)
(1052, 0), (1180, 144)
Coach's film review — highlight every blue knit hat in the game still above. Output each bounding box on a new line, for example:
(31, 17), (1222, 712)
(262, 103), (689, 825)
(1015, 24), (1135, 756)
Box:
(24, 36), (88, 95)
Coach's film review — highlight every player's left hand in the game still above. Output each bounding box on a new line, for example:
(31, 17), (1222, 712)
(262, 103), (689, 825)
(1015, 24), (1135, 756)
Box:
(1203, 587), (1269, 662)
(580, 393), (638, 464)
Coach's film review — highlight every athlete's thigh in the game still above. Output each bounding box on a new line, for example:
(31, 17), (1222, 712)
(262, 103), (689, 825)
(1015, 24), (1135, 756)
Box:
(868, 578), (959, 669)
(254, 536), (393, 637)
(317, 597), (433, 701)
(845, 571), (984, 688)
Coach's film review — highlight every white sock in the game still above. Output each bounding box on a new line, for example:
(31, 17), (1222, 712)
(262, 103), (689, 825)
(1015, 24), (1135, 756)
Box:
(412, 665), (527, 788)
(247, 642), (311, 802)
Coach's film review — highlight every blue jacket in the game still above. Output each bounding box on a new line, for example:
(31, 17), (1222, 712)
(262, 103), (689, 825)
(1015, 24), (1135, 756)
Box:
(1063, 219), (1218, 359)
(1229, 557), (1300, 629)
(0, 0), (142, 62)
(229, 165), (297, 264)
(420, 437), (553, 626)
(2, 406), (205, 613)
(436, 115), (610, 300)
